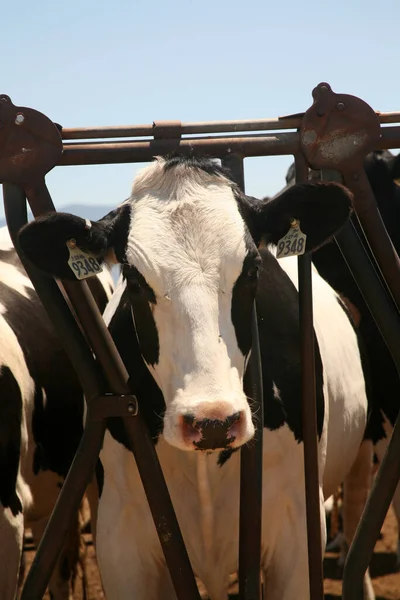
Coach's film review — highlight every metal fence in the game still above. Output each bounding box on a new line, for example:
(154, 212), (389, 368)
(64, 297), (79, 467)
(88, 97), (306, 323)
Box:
(1, 81), (400, 600)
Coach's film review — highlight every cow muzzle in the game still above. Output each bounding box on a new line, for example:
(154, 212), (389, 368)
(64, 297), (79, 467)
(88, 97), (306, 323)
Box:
(179, 404), (246, 450)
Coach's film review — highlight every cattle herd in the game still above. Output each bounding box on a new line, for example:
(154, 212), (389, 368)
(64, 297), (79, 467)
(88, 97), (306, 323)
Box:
(0, 149), (399, 599)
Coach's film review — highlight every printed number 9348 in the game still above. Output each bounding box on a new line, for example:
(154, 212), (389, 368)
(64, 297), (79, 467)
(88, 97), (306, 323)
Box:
(277, 237), (305, 257)
(71, 256), (101, 278)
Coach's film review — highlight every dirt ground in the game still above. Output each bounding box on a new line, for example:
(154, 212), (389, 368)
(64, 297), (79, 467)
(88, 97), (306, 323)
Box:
(23, 507), (400, 599)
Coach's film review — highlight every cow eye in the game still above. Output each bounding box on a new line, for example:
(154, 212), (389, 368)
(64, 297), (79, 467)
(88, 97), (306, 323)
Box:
(247, 265), (259, 279)
(247, 256), (261, 280)
(123, 265), (144, 294)
(123, 264), (156, 303)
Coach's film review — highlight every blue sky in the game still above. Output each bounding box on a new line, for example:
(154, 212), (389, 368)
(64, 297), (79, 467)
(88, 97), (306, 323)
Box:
(2, 0), (399, 217)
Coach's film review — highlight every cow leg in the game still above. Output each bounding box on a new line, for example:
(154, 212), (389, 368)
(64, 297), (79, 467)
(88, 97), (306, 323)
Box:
(263, 486), (326, 600)
(30, 509), (81, 600)
(0, 505), (24, 600)
(96, 480), (178, 600)
(341, 439), (375, 600)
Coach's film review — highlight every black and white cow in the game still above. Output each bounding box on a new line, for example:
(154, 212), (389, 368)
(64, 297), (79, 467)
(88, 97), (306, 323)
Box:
(0, 226), (113, 600)
(18, 156), (370, 600)
(284, 150), (400, 569)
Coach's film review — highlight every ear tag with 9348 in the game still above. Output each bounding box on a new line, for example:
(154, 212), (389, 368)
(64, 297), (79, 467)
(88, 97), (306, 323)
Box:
(276, 219), (307, 259)
(66, 239), (103, 280)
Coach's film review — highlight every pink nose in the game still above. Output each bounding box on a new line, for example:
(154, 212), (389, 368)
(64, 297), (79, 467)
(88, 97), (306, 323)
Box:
(180, 409), (244, 450)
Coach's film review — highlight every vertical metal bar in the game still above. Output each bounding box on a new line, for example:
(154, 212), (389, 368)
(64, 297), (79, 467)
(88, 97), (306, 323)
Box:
(5, 183), (201, 600)
(295, 155), (324, 600)
(240, 312), (263, 600)
(221, 153), (263, 600)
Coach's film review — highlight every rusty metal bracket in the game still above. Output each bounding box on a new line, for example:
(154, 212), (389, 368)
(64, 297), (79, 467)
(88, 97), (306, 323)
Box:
(0, 95), (62, 185)
(88, 394), (139, 420)
(300, 83), (400, 312)
(153, 120), (183, 138)
(300, 82), (381, 171)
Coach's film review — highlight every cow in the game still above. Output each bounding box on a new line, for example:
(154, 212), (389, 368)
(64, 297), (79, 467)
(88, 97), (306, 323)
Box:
(283, 150), (400, 570)
(18, 155), (371, 600)
(0, 225), (113, 600)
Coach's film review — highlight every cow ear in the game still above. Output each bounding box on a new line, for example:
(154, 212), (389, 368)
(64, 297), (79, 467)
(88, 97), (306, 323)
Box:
(257, 181), (353, 252)
(18, 204), (130, 280)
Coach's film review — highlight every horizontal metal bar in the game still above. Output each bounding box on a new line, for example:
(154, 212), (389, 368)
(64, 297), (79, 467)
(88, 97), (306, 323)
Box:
(60, 112), (400, 141)
(60, 133), (300, 166)
(58, 128), (400, 167)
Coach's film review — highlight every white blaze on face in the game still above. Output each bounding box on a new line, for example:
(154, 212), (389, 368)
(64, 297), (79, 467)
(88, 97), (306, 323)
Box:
(125, 160), (255, 450)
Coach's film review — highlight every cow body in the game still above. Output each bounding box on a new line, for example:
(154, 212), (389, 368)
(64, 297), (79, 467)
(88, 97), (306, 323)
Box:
(0, 227), (113, 600)
(97, 252), (367, 600)
(18, 156), (369, 600)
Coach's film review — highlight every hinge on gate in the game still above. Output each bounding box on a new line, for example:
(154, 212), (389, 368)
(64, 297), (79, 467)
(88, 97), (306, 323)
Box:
(152, 120), (182, 139)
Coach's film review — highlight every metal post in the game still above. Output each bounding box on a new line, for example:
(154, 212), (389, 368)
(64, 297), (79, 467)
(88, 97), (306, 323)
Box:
(295, 154), (324, 600)
(222, 154), (263, 600)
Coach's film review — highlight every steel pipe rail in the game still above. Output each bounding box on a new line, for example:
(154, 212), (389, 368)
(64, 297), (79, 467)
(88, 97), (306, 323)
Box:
(58, 128), (400, 166)
(59, 111), (400, 140)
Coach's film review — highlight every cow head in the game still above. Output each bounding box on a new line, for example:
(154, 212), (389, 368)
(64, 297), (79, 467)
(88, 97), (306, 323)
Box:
(18, 156), (353, 452)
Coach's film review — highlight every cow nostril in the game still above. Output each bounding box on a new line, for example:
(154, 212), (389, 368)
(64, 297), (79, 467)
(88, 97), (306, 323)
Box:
(181, 414), (202, 444)
(225, 411), (241, 428)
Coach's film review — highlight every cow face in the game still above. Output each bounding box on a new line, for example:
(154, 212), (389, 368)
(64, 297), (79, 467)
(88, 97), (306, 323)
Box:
(18, 156), (353, 452)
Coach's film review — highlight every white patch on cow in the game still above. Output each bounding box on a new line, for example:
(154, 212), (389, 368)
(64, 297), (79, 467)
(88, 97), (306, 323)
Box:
(0, 227), (15, 251)
(96, 265), (115, 301)
(103, 274), (126, 327)
(123, 158), (254, 450)
(271, 253), (368, 496)
(272, 381), (281, 401)
(41, 387), (47, 410)
(0, 261), (33, 301)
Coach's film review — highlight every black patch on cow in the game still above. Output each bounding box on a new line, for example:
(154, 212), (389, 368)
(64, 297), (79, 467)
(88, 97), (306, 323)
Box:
(106, 286), (165, 450)
(99, 203), (132, 265)
(0, 281), (86, 479)
(255, 248), (325, 441)
(0, 366), (23, 515)
(218, 447), (239, 467)
(123, 265), (160, 366)
(231, 250), (261, 356)
(310, 150), (400, 443)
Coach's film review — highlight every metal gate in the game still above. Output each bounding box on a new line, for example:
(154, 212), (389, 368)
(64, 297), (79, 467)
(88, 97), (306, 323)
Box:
(0, 81), (400, 600)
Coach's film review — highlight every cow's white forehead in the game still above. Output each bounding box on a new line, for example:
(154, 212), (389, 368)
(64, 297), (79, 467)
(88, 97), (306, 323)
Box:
(125, 159), (248, 294)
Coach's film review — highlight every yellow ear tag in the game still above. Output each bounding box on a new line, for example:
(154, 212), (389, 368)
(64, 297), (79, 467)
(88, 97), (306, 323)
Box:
(276, 219), (307, 259)
(66, 239), (103, 280)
